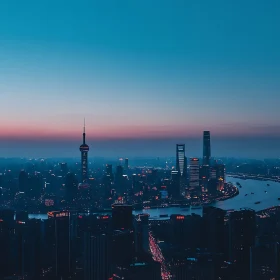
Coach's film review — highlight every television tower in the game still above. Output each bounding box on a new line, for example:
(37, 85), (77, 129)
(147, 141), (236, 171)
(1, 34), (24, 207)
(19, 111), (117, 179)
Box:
(79, 119), (89, 183)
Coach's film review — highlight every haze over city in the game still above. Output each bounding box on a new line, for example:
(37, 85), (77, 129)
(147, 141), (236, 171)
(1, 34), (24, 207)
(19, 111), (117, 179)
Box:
(0, 0), (279, 157)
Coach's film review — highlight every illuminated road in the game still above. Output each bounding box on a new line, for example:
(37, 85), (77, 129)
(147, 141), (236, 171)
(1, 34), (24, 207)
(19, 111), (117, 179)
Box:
(149, 231), (171, 280)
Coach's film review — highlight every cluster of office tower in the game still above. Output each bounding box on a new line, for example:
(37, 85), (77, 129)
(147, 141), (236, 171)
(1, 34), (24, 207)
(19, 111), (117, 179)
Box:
(172, 131), (225, 198)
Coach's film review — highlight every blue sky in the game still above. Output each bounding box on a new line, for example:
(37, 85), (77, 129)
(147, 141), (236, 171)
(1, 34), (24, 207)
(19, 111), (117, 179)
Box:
(0, 0), (279, 158)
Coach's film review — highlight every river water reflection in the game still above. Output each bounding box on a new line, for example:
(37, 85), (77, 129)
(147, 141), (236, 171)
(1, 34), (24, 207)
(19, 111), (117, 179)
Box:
(29, 177), (280, 220)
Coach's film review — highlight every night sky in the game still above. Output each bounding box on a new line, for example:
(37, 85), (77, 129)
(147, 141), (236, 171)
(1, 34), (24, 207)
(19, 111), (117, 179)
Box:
(0, 0), (279, 158)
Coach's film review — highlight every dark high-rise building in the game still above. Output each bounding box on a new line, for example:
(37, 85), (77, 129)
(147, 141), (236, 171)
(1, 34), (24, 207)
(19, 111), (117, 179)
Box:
(18, 170), (28, 193)
(189, 158), (200, 190)
(170, 170), (181, 198)
(60, 162), (68, 175)
(176, 144), (186, 177)
(65, 172), (78, 201)
(134, 213), (149, 255)
(170, 214), (203, 250)
(104, 164), (114, 197)
(112, 204), (133, 230)
(125, 158), (129, 172)
(250, 242), (280, 280)
(21, 219), (43, 279)
(203, 206), (225, 253)
(229, 209), (256, 280)
(47, 211), (72, 279)
(79, 120), (89, 183)
(106, 164), (113, 177)
(170, 214), (185, 246)
(83, 232), (110, 280)
(203, 131), (211, 166)
(115, 165), (124, 192)
(111, 229), (135, 266)
(0, 215), (15, 278)
(28, 172), (44, 198)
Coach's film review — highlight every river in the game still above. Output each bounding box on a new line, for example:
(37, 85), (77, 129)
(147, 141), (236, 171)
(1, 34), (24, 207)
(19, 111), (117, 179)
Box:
(29, 177), (280, 220)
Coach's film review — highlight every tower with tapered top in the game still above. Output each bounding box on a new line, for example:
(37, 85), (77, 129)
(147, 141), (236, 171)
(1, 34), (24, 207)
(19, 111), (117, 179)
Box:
(79, 119), (89, 183)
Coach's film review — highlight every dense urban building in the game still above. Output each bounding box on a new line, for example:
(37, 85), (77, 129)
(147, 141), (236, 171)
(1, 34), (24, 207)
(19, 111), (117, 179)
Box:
(0, 130), (279, 279)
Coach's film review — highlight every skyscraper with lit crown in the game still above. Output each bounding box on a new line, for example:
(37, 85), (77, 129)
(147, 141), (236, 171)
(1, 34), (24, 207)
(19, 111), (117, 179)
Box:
(79, 119), (89, 183)
(176, 144), (187, 195)
(176, 144), (186, 177)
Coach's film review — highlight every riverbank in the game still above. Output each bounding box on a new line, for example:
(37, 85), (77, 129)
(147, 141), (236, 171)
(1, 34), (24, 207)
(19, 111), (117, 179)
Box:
(227, 173), (280, 183)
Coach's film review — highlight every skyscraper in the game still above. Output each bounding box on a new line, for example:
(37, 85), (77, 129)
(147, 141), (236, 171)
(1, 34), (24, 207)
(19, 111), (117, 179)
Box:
(229, 209), (256, 279)
(203, 131), (211, 166)
(112, 204), (133, 230)
(106, 164), (113, 177)
(170, 170), (181, 198)
(83, 232), (110, 280)
(216, 164), (226, 191)
(65, 172), (78, 201)
(124, 158), (129, 173)
(18, 170), (28, 193)
(79, 120), (89, 183)
(176, 144), (186, 177)
(47, 211), (72, 278)
(189, 158), (200, 190)
(115, 165), (124, 192)
(203, 206), (225, 253)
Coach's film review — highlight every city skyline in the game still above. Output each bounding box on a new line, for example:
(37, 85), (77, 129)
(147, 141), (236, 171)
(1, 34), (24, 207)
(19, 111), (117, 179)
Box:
(1, 2), (280, 280)
(0, 0), (280, 158)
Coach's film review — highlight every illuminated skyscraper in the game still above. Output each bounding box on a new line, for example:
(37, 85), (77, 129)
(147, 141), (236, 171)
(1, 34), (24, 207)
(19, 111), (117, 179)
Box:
(189, 158), (200, 190)
(201, 131), (211, 192)
(216, 164), (226, 191)
(176, 144), (186, 177)
(79, 119), (89, 183)
(203, 131), (211, 165)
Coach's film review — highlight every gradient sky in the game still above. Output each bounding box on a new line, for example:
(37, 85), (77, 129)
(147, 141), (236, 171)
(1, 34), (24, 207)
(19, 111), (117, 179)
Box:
(0, 0), (280, 158)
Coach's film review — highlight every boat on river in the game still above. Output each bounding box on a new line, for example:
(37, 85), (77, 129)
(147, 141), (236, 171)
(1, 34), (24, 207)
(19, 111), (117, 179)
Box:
(255, 201), (261, 204)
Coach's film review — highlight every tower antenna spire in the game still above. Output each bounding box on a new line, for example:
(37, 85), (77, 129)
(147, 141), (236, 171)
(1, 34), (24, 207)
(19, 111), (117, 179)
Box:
(83, 118), (86, 144)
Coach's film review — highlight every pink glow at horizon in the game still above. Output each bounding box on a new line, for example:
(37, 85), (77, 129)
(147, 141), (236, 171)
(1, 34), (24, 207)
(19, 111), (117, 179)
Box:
(0, 120), (279, 141)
